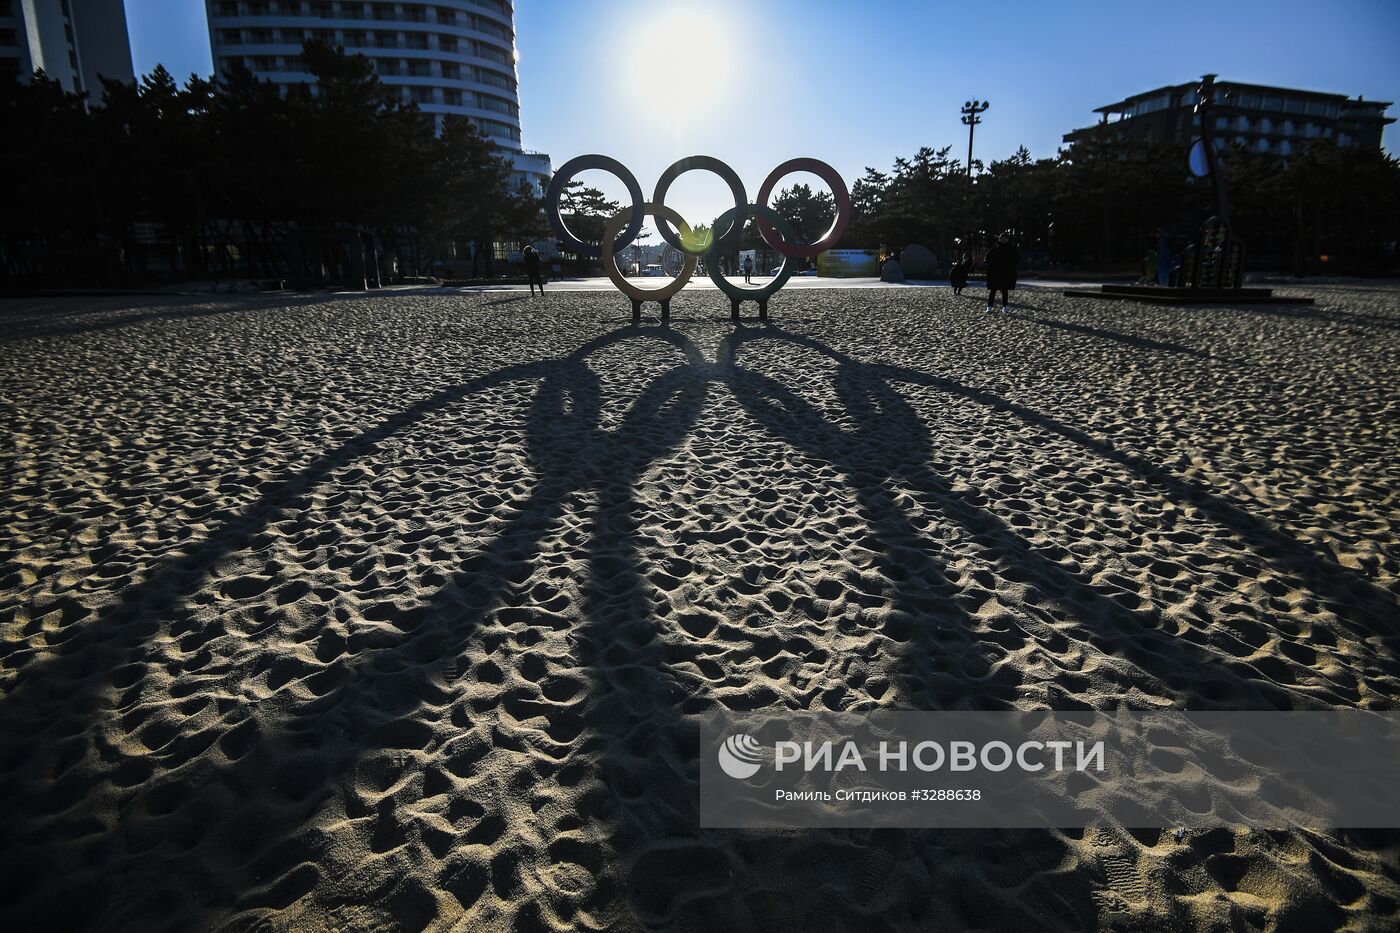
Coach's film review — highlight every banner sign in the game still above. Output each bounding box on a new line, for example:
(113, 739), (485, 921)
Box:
(817, 249), (879, 277)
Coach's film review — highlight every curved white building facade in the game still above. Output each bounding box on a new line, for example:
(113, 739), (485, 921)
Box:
(204, 0), (550, 192)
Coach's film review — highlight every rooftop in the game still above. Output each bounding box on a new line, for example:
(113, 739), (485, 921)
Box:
(1093, 79), (1392, 116)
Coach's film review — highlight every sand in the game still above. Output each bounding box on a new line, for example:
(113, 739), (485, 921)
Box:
(1, 283), (1398, 931)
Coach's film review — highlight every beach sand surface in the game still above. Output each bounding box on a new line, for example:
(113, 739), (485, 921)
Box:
(2, 284), (1398, 931)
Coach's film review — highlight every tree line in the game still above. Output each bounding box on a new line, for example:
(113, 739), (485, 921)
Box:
(1, 40), (545, 289)
(4, 41), (1397, 288)
(841, 138), (1400, 273)
(559, 139), (1399, 276)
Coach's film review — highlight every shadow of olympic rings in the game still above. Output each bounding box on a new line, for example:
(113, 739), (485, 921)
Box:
(2, 312), (1396, 925)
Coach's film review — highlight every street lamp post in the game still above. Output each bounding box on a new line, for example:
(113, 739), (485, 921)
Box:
(960, 99), (989, 262)
(960, 99), (990, 180)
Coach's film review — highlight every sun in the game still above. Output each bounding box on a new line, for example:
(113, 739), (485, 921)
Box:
(623, 6), (734, 106)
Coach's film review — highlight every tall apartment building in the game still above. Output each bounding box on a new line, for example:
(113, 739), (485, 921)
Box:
(0, 0), (134, 95)
(204, 0), (551, 194)
(1063, 79), (1393, 158)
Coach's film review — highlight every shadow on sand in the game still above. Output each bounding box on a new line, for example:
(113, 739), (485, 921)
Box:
(2, 312), (1395, 930)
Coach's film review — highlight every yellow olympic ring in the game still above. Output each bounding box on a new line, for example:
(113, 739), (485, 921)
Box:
(601, 202), (698, 317)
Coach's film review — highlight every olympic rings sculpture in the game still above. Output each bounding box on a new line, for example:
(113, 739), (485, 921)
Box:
(544, 154), (853, 322)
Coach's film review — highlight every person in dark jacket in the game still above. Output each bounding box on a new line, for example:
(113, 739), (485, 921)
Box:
(523, 244), (545, 296)
(950, 253), (970, 295)
(985, 234), (1018, 312)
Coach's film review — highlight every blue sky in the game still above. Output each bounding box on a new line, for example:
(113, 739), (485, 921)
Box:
(126, 0), (1400, 225)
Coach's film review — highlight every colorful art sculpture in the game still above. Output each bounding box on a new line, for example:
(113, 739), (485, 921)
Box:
(1182, 75), (1246, 289)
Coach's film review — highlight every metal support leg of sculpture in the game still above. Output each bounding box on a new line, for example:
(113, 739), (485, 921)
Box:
(631, 299), (672, 324)
(729, 298), (769, 322)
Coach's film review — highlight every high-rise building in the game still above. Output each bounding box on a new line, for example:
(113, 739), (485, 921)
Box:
(0, 0), (135, 96)
(1063, 79), (1393, 158)
(203, 0), (551, 194)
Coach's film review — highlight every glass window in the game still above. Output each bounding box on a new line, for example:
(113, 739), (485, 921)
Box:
(475, 67), (514, 90)
(479, 118), (519, 141)
(471, 16), (510, 41)
(473, 42), (510, 65)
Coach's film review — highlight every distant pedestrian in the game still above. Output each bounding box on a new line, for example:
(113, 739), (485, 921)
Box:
(743, 254), (753, 284)
(985, 234), (1019, 312)
(950, 254), (970, 296)
(523, 244), (544, 296)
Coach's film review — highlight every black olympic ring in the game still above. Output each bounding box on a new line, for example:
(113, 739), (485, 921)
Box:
(651, 156), (748, 256)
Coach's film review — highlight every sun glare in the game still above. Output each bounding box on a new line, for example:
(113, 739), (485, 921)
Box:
(624, 6), (734, 114)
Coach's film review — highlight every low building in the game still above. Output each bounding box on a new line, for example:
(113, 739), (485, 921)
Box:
(1063, 79), (1393, 158)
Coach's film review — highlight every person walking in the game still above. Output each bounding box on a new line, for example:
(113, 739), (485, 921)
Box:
(523, 244), (545, 296)
(743, 254), (753, 285)
(985, 234), (1018, 312)
(950, 253), (970, 296)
